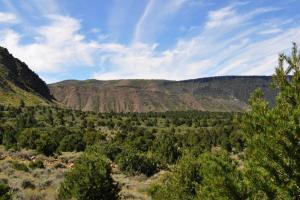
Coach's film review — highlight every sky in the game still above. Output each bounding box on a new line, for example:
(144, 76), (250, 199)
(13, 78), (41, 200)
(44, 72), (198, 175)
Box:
(0, 0), (299, 83)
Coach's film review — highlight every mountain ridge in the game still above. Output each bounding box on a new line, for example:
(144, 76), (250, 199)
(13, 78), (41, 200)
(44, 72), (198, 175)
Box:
(0, 46), (277, 111)
(49, 76), (276, 112)
(0, 46), (53, 105)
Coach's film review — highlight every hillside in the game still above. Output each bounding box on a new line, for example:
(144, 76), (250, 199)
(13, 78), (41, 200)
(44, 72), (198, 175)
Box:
(0, 47), (53, 106)
(49, 76), (277, 112)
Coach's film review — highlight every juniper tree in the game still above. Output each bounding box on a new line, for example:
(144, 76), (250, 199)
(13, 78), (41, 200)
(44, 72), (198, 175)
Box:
(59, 152), (120, 200)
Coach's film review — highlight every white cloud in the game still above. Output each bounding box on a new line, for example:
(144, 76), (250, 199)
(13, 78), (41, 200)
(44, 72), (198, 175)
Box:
(0, 12), (18, 23)
(0, 3), (299, 83)
(213, 30), (300, 76)
(94, 5), (299, 80)
(0, 15), (99, 73)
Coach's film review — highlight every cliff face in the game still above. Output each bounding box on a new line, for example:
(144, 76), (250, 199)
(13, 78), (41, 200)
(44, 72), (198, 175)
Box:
(0, 46), (53, 105)
(49, 76), (276, 112)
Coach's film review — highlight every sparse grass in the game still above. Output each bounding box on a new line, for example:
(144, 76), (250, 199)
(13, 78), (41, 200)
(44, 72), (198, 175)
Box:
(0, 146), (79, 199)
(0, 81), (49, 107)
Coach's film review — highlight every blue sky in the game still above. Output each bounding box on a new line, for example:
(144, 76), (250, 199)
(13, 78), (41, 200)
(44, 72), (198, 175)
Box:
(0, 0), (299, 83)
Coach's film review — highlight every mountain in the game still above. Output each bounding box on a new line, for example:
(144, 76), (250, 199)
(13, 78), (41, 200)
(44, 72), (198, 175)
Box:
(49, 76), (277, 112)
(0, 46), (276, 111)
(0, 46), (53, 106)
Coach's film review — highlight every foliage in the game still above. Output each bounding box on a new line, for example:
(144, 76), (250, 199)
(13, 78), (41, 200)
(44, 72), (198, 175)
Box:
(116, 149), (159, 176)
(18, 128), (40, 149)
(151, 43), (300, 199)
(0, 183), (11, 200)
(58, 133), (85, 152)
(241, 43), (300, 198)
(86, 142), (122, 161)
(29, 160), (44, 169)
(152, 131), (180, 164)
(58, 152), (120, 200)
(150, 150), (246, 200)
(83, 131), (105, 146)
(1, 126), (17, 149)
(11, 161), (29, 172)
(0, 104), (236, 158)
(35, 133), (59, 156)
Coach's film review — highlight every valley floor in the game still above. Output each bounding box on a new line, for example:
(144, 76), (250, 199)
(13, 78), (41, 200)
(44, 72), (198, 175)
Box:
(0, 145), (165, 200)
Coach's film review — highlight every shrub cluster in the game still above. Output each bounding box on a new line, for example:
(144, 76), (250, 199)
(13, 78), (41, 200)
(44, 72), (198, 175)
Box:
(59, 152), (120, 200)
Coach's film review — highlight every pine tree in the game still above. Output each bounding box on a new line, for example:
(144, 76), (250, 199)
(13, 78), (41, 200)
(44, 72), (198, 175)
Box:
(242, 43), (300, 198)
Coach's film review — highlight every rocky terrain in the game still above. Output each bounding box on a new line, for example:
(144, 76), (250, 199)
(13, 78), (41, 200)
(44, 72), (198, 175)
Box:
(49, 76), (276, 112)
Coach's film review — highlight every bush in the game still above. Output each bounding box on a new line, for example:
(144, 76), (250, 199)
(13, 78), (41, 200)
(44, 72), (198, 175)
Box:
(2, 127), (17, 149)
(21, 180), (35, 189)
(18, 128), (40, 149)
(86, 142), (122, 161)
(152, 131), (180, 164)
(59, 152), (120, 200)
(151, 151), (246, 200)
(116, 149), (159, 176)
(11, 161), (29, 172)
(0, 183), (11, 200)
(83, 131), (106, 146)
(29, 160), (44, 169)
(58, 134), (85, 152)
(36, 133), (59, 156)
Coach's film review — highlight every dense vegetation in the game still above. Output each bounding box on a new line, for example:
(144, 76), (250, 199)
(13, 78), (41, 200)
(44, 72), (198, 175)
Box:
(150, 43), (300, 199)
(0, 183), (11, 200)
(0, 103), (240, 199)
(1, 44), (299, 199)
(0, 103), (240, 172)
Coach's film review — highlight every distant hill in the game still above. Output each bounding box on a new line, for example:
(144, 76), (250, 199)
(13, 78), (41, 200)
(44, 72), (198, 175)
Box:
(0, 46), (277, 111)
(49, 76), (277, 112)
(0, 46), (53, 106)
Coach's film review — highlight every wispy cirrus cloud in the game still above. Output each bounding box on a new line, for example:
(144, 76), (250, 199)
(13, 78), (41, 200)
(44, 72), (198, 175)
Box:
(205, 4), (280, 30)
(94, 3), (300, 80)
(133, 0), (188, 43)
(258, 28), (282, 35)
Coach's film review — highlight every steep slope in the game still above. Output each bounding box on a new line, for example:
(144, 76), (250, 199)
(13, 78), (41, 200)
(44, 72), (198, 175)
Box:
(49, 76), (276, 112)
(0, 46), (53, 106)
